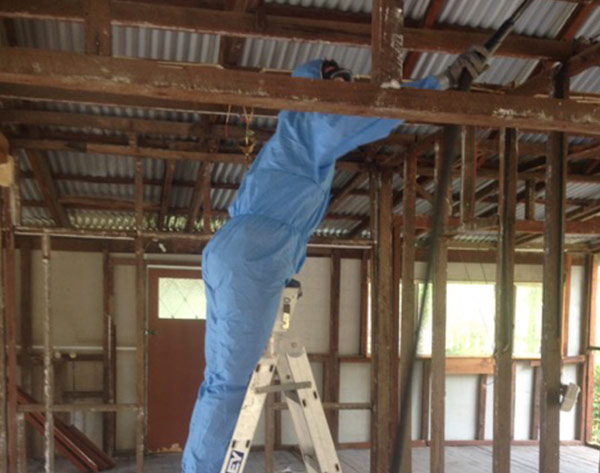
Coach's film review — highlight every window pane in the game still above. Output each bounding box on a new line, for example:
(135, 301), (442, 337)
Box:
(416, 283), (433, 356)
(158, 277), (207, 320)
(593, 352), (600, 445)
(446, 283), (495, 356)
(514, 283), (543, 357)
(416, 282), (495, 356)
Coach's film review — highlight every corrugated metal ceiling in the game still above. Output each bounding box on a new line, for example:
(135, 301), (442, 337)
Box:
(4, 0), (600, 241)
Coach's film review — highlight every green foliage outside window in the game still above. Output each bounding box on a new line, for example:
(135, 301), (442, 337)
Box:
(514, 284), (543, 357)
(417, 282), (495, 356)
(592, 360), (600, 444)
(415, 282), (542, 357)
(367, 281), (544, 358)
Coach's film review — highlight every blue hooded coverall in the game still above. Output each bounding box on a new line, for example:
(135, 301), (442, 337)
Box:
(182, 60), (440, 473)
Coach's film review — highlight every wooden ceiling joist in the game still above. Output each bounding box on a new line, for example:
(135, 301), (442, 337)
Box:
(0, 1), (578, 60)
(1, 48), (599, 134)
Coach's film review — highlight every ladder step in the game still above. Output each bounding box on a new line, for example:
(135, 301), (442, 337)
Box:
(255, 381), (311, 394)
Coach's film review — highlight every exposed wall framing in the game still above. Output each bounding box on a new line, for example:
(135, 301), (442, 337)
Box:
(493, 128), (518, 473)
(540, 67), (569, 473)
(0, 1), (599, 472)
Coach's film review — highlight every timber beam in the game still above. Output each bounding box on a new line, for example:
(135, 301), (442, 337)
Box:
(1, 48), (599, 134)
(0, 1), (578, 60)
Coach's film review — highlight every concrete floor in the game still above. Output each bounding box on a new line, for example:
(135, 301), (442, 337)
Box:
(28, 446), (599, 472)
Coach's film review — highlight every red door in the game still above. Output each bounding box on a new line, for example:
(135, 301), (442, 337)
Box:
(148, 268), (206, 452)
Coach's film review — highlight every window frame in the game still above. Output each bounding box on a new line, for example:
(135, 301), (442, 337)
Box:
(148, 266), (205, 322)
(362, 278), (546, 360)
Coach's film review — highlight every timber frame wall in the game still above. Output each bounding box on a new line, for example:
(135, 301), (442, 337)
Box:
(0, 227), (598, 473)
(0, 1), (599, 473)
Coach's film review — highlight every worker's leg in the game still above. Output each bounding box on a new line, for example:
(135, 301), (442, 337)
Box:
(182, 215), (301, 473)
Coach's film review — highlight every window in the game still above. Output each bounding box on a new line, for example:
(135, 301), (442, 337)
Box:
(591, 257), (600, 444)
(416, 282), (495, 356)
(158, 275), (207, 320)
(593, 352), (600, 445)
(365, 281), (544, 359)
(513, 283), (543, 357)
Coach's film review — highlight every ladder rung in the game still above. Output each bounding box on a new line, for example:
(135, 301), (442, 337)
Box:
(255, 381), (311, 394)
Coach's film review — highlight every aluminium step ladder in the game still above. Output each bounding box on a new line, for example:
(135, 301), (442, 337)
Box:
(221, 280), (342, 473)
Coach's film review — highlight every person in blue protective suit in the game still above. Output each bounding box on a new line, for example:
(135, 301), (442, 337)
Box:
(182, 50), (489, 473)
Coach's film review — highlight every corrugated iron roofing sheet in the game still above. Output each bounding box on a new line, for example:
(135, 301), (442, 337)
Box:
(112, 26), (220, 63)
(571, 68), (600, 94)
(241, 39), (371, 74)
(576, 8), (600, 40)
(12, 19), (84, 52)
(438, 0), (576, 37)
(6, 0), (600, 241)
